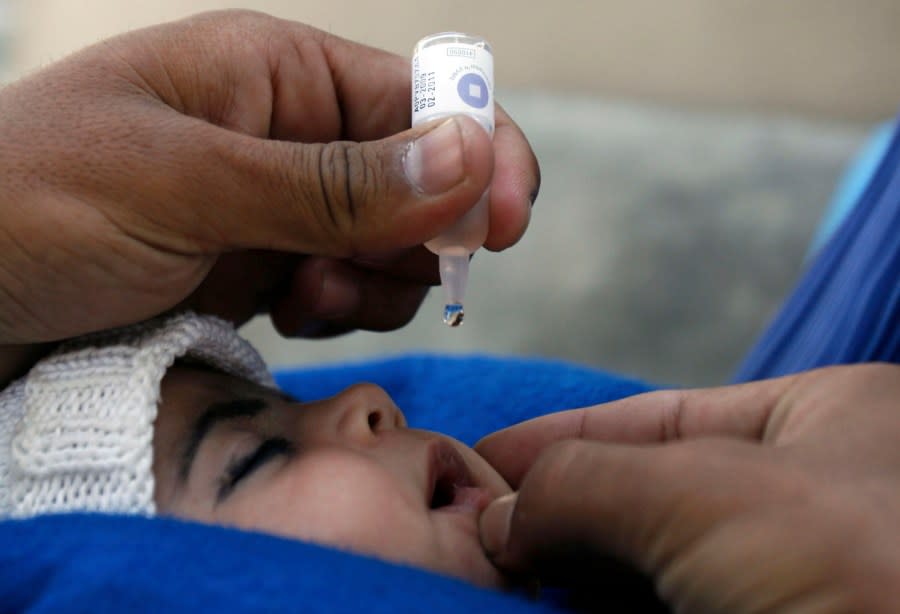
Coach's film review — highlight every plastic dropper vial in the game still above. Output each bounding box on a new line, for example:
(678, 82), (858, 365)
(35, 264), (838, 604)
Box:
(411, 32), (494, 326)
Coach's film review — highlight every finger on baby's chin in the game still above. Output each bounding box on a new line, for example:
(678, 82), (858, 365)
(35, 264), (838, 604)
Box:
(483, 440), (653, 574)
(487, 438), (765, 579)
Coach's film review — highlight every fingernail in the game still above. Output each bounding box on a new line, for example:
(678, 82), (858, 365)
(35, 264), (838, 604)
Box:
(317, 272), (359, 317)
(480, 492), (517, 557)
(404, 118), (465, 195)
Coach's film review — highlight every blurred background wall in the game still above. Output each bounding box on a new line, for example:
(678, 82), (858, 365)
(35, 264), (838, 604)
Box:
(4, 0), (899, 119)
(0, 1), (896, 386)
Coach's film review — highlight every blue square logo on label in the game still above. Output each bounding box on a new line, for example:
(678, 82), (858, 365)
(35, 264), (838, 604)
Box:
(457, 73), (489, 109)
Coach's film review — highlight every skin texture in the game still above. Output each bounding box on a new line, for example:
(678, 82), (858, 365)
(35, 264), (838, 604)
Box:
(152, 365), (512, 588)
(0, 9), (539, 352)
(476, 363), (900, 612)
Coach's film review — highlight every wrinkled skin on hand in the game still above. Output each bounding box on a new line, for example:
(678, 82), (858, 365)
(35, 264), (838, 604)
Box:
(0, 10), (538, 344)
(478, 364), (900, 613)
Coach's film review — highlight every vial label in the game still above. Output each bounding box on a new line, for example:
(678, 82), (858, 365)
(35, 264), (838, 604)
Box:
(412, 39), (494, 135)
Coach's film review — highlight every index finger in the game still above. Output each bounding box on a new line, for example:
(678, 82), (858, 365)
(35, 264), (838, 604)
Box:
(476, 374), (799, 486)
(483, 105), (539, 251)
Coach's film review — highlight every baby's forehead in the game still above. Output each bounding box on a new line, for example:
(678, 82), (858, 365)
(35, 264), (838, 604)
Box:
(165, 360), (276, 393)
(157, 365), (260, 437)
(158, 363), (295, 431)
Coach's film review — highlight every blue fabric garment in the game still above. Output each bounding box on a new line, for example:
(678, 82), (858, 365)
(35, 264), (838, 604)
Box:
(0, 357), (653, 613)
(807, 121), (895, 257)
(735, 117), (900, 381)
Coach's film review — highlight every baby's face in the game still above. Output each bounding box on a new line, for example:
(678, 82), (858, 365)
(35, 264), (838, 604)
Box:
(152, 365), (512, 588)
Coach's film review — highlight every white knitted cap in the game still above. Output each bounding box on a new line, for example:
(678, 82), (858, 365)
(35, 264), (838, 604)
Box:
(0, 312), (274, 518)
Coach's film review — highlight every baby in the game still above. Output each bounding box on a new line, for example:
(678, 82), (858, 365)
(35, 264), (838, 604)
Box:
(0, 312), (512, 588)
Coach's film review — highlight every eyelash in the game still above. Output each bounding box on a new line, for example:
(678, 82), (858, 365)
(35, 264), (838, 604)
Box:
(218, 437), (294, 502)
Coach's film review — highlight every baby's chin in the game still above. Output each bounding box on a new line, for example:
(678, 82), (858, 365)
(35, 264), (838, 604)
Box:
(435, 539), (510, 590)
(444, 544), (535, 596)
(422, 509), (507, 589)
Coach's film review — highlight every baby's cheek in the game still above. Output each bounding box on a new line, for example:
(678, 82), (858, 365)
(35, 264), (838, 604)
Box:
(220, 455), (437, 565)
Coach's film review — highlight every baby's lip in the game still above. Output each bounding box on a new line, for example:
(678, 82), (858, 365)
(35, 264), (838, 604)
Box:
(426, 439), (492, 513)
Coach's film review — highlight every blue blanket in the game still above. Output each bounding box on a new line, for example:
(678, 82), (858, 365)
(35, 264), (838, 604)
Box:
(0, 355), (653, 613)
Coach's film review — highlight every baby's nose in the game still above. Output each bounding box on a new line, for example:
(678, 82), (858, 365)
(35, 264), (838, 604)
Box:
(332, 383), (406, 444)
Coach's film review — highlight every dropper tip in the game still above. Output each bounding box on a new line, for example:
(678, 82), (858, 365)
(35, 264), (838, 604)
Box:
(442, 303), (464, 327)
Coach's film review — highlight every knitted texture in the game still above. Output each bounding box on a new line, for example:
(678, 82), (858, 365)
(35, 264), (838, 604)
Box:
(0, 312), (273, 518)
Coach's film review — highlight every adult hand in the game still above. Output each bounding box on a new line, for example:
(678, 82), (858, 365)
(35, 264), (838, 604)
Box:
(0, 9), (538, 345)
(477, 364), (900, 613)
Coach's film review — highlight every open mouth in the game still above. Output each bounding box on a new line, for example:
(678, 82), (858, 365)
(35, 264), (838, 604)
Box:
(427, 440), (490, 512)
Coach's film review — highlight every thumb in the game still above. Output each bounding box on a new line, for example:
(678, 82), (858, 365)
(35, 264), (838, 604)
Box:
(183, 114), (494, 255)
(479, 492), (519, 560)
(480, 440), (656, 575)
(479, 438), (766, 582)
(480, 439), (666, 576)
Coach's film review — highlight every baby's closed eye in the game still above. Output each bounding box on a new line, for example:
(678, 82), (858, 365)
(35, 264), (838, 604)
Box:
(217, 437), (294, 503)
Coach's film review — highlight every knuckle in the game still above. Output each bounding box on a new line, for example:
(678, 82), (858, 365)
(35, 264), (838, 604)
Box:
(628, 389), (688, 441)
(312, 142), (381, 243)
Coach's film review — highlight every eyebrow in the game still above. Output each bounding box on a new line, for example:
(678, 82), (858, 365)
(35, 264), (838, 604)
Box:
(179, 398), (270, 482)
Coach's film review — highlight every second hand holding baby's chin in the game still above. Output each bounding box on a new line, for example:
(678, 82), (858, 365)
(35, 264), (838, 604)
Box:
(475, 365), (900, 612)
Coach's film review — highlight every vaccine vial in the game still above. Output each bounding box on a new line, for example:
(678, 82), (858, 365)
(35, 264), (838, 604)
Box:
(411, 32), (494, 326)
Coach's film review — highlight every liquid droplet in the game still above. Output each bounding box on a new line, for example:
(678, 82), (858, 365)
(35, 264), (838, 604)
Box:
(443, 303), (464, 327)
